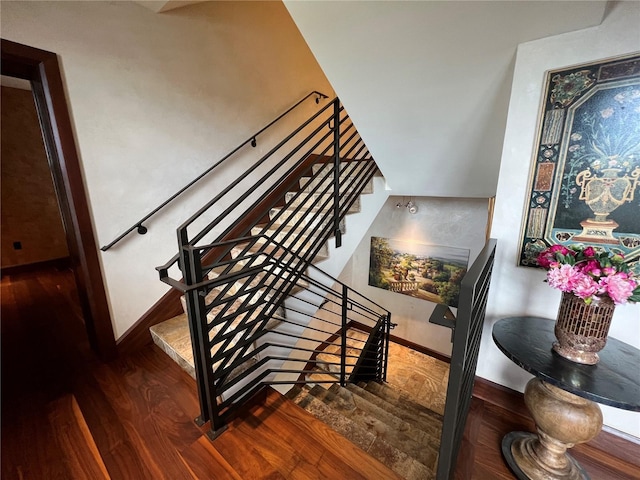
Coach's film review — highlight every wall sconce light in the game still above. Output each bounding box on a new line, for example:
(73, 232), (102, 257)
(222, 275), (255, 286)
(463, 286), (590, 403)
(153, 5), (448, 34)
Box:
(396, 198), (418, 214)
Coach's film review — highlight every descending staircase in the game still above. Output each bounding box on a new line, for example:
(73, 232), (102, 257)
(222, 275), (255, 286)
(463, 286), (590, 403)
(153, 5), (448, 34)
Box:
(146, 93), (463, 478)
(286, 328), (444, 480)
(150, 164), (377, 385)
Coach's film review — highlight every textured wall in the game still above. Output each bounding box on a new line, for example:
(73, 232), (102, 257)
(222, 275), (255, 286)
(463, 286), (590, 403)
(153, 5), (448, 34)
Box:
(482, 1), (640, 438)
(339, 196), (490, 356)
(1, 86), (69, 268)
(1, 1), (333, 337)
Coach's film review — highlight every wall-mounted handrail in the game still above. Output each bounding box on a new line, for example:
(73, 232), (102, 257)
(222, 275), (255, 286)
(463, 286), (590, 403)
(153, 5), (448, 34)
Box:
(156, 95), (383, 436)
(100, 90), (329, 251)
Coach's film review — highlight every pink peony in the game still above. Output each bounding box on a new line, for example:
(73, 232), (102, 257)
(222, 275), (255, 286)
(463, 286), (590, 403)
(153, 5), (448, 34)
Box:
(537, 244), (639, 305)
(599, 273), (637, 304)
(571, 273), (600, 299)
(547, 264), (581, 292)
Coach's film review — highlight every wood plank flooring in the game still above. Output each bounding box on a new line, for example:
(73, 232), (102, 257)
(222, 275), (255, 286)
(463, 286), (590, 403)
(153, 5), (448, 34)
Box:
(2, 266), (638, 479)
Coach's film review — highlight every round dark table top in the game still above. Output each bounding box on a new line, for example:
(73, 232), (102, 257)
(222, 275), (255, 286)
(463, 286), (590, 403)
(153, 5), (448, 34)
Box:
(492, 316), (640, 411)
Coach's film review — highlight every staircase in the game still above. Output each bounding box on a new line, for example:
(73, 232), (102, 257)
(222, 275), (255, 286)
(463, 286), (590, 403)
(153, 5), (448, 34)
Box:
(286, 328), (444, 480)
(150, 162), (378, 386)
(149, 92), (494, 480)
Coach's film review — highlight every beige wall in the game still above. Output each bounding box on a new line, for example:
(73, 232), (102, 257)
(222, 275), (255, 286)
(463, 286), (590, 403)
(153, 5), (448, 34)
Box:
(0, 1), (333, 337)
(1, 86), (69, 268)
(338, 196), (490, 356)
(483, 1), (640, 438)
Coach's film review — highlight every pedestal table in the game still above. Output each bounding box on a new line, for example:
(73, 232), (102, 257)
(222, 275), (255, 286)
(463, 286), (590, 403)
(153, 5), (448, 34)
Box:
(492, 316), (640, 480)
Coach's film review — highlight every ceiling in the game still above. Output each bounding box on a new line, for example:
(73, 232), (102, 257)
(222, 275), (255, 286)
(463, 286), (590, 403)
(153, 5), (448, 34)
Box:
(284, 1), (611, 198)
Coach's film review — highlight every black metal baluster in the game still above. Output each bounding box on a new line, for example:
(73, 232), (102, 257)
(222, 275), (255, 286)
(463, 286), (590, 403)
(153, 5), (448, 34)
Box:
(333, 100), (342, 248)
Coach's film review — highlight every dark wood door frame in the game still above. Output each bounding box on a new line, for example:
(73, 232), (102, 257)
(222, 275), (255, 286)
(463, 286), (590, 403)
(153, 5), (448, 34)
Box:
(1, 38), (117, 360)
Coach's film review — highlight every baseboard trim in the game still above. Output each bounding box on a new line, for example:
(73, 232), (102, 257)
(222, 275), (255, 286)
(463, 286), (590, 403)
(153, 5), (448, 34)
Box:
(116, 287), (183, 356)
(349, 320), (451, 364)
(389, 334), (451, 364)
(472, 377), (640, 469)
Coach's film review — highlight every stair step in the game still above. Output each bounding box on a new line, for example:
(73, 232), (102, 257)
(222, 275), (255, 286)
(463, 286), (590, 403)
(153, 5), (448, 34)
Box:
(268, 206), (346, 235)
(317, 384), (438, 470)
(180, 285), (285, 333)
(285, 191), (361, 214)
(300, 175), (374, 196)
(305, 370), (340, 385)
(290, 384), (434, 480)
(250, 225), (329, 258)
(312, 328), (369, 375)
(346, 383), (443, 444)
(288, 385), (377, 452)
(264, 387), (403, 480)
(306, 163), (375, 194)
(150, 314), (197, 378)
(363, 380), (444, 425)
(150, 313), (262, 381)
(315, 351), (359, 374)
(47, 395), (110, 480)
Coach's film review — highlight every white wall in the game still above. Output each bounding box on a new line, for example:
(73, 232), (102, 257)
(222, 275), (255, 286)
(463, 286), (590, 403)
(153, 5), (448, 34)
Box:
(1, 1), (333, 338)
(339, 196), (490, 356)
(284, 1), (607, 198)
(482, 1), (640, 439)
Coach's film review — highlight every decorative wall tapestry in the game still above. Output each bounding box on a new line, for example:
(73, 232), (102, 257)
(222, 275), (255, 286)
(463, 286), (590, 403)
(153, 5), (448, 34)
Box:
(368, 237), (469, 307)
(519, 53), (640, 273)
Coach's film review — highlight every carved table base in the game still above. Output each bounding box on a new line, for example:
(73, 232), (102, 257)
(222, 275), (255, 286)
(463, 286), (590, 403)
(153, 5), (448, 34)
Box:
(501, 378), (603, 480)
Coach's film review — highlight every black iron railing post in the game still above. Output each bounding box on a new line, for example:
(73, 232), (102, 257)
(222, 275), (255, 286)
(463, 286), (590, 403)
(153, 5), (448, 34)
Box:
(340, 284), (348, 387)
(180, 232), (222, 433)
(332, 99), (342, 248)
(383, 314), (392, 382)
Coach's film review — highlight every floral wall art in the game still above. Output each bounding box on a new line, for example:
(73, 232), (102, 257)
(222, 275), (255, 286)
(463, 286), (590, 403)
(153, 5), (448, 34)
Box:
(519, 53), (640, 274)
(368, 237), (469, 308)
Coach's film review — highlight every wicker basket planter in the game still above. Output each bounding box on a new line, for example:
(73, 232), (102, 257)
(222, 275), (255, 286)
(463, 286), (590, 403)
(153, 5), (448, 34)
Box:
(553, 292), (615, 365)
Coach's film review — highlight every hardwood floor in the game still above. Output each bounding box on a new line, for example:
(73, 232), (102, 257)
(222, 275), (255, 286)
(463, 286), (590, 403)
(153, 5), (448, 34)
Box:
(2, 266), (638, 479)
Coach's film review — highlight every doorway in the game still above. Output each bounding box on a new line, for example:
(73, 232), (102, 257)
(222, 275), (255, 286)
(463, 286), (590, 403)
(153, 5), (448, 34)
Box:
(1, 39), (116, 360)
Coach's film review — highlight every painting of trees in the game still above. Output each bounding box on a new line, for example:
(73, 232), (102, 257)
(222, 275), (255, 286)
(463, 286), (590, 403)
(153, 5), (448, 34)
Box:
(368, 237), (470, 307)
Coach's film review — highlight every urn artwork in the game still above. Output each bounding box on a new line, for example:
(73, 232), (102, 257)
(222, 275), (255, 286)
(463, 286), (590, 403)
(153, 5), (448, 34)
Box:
(518, 54), (640, 270)
(573, 167), (640, 245)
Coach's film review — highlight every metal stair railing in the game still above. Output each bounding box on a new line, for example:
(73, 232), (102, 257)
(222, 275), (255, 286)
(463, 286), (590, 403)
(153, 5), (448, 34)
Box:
(429, 238), (498, 480)
(156, 97), (386, 438)
(156, 96), (377, 288)
(178, 234), (392, 439)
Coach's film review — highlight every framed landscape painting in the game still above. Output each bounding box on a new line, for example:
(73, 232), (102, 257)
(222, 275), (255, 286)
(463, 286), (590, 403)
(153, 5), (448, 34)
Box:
(368, 237), (469, 308)
(518, 53), (640, 274)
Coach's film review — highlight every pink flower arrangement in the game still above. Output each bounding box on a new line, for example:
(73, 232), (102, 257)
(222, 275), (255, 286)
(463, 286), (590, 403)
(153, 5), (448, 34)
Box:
(537, 244), (640, 305)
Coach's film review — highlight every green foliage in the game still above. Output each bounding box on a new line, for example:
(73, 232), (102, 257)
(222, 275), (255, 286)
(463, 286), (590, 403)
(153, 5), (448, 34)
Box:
(370, 238), (394, 273)
(421, 282), (438, 294)
(433, 271), (450, 282)
(436, 282), (461, 308)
